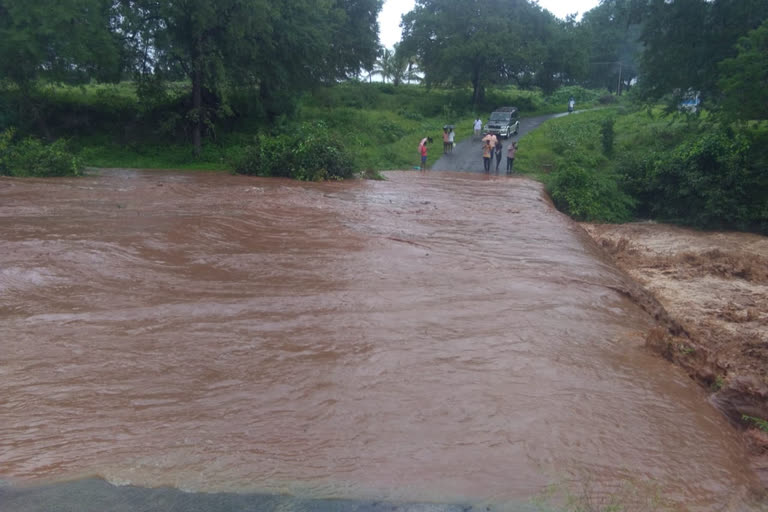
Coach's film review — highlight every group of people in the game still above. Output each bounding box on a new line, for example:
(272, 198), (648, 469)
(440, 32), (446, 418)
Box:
(481, 132), (517, 174)
(417, 119), (520, 174)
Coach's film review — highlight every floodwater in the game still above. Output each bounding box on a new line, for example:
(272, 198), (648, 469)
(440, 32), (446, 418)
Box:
(0, 170), (762, 510)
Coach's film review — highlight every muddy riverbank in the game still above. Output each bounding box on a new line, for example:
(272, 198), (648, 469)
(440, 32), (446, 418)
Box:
(582, 222), (768, 487)
(0, 170), (765, 510)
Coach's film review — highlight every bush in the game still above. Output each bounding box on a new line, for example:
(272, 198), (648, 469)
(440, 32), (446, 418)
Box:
(0, 128), (83, 177)
(601, 117), (615, 156)
(233, 122), (356, 181)
(547, 164), (635, 222)
(620, 130), (767, 231)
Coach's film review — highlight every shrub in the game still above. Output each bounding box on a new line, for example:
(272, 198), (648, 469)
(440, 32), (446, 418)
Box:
(620, 130), (767, 231)
(0, 128), (83, 177)
(601, 117), (615, 156)
(0, 127), (14, 174)
(547, 164), (635, 222)
(233, 122), (356, 181)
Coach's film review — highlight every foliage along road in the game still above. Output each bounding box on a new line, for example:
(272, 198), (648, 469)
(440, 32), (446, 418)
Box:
(431, 112), (568, 173)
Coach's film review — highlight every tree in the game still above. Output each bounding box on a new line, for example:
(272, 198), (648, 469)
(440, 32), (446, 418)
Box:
(118, 0), (382, 154)
(369, 47), (396, 83)
(718, 19), (768, 121)
(0, 0), (121, 136)
(635, 0), (768, 107)
(391, 43), (422, 86)
(535, 15), (590, 93)
(400, 0), (558, 106)
(579, 0), (642, 94)
(368, 44), (421, 85)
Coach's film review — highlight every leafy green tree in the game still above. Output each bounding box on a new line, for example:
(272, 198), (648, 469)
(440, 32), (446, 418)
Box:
(369, 47), (396, 83)
(118, 0), (382, 154)
(579, 0), (642, 94)
(718, 19), (768, 121)
(0, 0), (120, 135)
(400, 0), (558, 106)
(635, 0), (768, 107)
(369, 44), (421, 85)
(535, 15), (590, 93)
(391, 43), (422, 86)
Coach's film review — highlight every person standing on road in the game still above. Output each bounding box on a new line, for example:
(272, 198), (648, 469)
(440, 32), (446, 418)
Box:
(482, 139), (492, 173)
(442, 128), (450, 154)
(506, 141), (517, 174)
(473, 118), (483, 139)
(494, 138), (503, 173)
(419, 137), (429, 170)
(448, 127), (455, 153)
(568, 96), (575, 113)
(490, 133), (499, 161)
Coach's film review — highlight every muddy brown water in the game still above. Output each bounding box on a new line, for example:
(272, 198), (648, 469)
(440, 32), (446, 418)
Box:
(0, 170), (763, 510)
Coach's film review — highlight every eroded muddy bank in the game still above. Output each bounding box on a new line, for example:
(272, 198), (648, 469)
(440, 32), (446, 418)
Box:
(0, 170), (764, 510)
(582, 222), (768, 486)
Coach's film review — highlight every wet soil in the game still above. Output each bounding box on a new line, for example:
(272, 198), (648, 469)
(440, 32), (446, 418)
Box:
(582, 222), (768, 486)
(0, 170), (765, 510)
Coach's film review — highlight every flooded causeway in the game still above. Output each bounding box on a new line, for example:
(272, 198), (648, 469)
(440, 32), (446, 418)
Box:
(0, 170), (762, 510)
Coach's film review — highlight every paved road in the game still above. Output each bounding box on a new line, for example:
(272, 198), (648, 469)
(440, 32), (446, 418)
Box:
(431, 112), (568, 173)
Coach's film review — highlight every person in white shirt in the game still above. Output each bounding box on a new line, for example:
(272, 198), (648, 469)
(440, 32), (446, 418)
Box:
(473, 118), (483, 139)
(448, 128), (455, 153)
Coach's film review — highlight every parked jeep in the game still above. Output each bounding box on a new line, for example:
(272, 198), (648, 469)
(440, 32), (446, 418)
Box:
(486, 107), (519, 139)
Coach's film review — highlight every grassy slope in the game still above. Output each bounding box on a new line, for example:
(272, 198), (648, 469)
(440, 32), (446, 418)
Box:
(42, 82), (603, 171)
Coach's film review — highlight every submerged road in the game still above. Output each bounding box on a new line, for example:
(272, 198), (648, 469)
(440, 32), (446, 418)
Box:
(0, 164), (764, 510)
(431, 112), (568, 173)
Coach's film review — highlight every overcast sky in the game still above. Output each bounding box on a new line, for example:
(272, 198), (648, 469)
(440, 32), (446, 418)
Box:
(378, 0), (602, 48)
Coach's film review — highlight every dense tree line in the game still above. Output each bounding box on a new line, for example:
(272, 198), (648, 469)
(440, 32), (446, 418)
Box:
(401, 0), (768, 120)
(0, 0), (383, 153)
(1, 0), (767, 153)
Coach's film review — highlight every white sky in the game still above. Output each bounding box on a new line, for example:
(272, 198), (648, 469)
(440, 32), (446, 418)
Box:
(378, 0), (602, 49)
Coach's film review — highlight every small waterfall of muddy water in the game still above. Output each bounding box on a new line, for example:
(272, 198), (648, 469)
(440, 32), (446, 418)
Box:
(0, 170), (763, 510)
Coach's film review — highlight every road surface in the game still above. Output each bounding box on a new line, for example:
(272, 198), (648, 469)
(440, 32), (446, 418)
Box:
(432, 112), (568, 173)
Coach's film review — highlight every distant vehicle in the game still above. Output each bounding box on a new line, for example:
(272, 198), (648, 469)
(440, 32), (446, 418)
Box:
(486, 107), (519, 139)
(680, 91), (701, 113)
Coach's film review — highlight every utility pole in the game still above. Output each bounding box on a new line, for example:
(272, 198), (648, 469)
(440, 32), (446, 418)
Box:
(617, 62), (623, 96)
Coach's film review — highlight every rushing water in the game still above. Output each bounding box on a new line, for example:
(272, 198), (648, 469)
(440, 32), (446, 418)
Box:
(0, 170), (762, 510)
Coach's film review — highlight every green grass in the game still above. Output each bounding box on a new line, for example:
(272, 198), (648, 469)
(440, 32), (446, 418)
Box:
(1, 81), (619, 173)
(75, 140), (233, 171)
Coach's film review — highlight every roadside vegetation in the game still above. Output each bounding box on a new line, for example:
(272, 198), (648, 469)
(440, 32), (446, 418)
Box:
(0, 128), (83, 177)
(516, 106), (768, 233)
